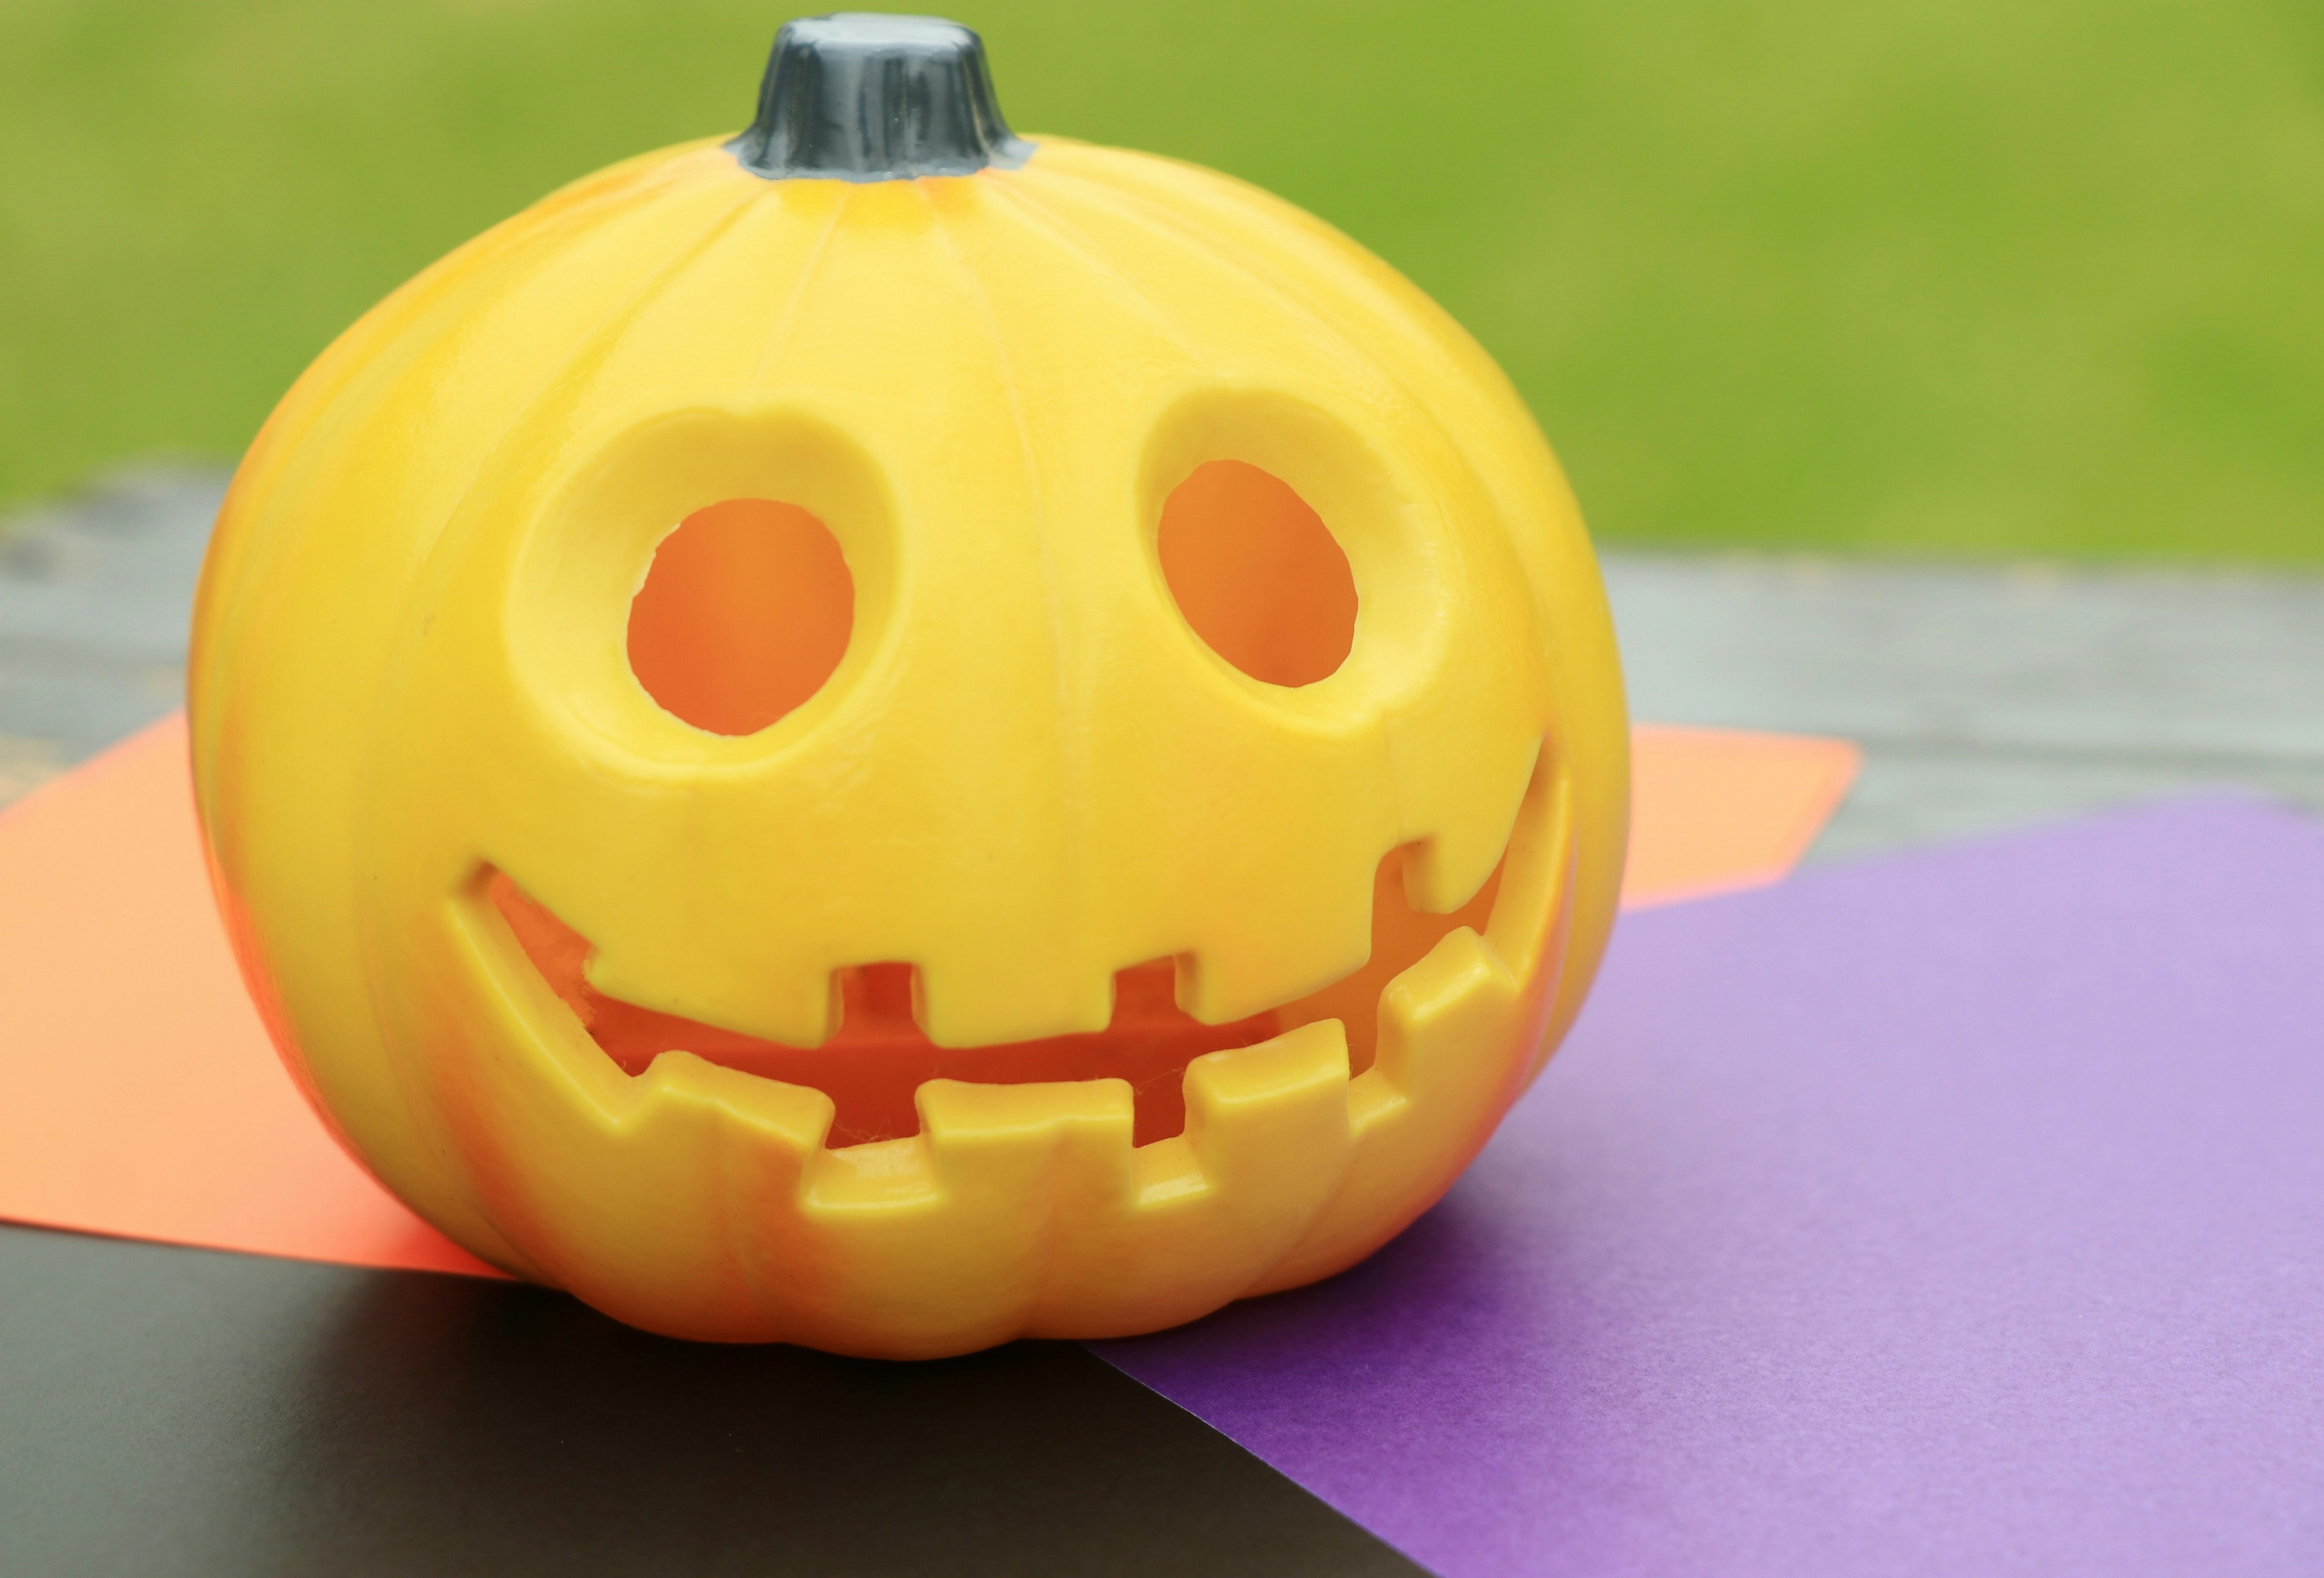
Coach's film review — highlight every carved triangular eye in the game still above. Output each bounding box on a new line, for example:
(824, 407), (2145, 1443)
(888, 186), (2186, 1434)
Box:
(1157, 460), (1357, 687)
(627, 498), (853, 736)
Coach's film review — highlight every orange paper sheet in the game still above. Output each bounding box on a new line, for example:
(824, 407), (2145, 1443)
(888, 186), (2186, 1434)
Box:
(0, 714), (1856, 1278)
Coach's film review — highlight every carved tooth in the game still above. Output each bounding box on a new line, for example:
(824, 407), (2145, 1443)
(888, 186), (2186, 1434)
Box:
(634, 1051), (835, 1151)
(1180, 1018), (1355, 1247)
(801, 1079), (1134, 1344)
(624, 1053), (833, 1259)
(1371, 925), (1520, 1104)
(1477, 741), (1571, 981)
(1345, 1068), (1408, 1136)
(1132, 1136), (1207, 1206)
(917, 1078), (1136, 1206)
(1244, 928), (1526, 1302)
(513, 1053), (836, 1343)
(586, 944), (837, 1048)
(911, 954), (1117, 1048)
(1396, 730), (1539, 914)
(803, 1133), (941, 1214)
(1173, 914), (1371, 1027)
(1397, 835), (1489, 917)
(449, 885), (637, 1120)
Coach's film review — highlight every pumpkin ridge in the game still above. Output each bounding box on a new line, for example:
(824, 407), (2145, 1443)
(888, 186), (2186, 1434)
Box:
(745, 185), (854, 391)
(409, 179), (769, 570)
(194, 183), (769, 1261)
(1036, 147), (1538, 493)
(916, 181), (1096, 1011)
(1041, 146), (1590, 638)
(1013, 158), (1402, 404)
(194, 169), (692, 735)
(335, 182), (771, 1101)
(1032, 148), (1633, 1037)
(1060, 145), (1572, 508)
(504, 181), (769, 417)
(976, 174), (1200, 358)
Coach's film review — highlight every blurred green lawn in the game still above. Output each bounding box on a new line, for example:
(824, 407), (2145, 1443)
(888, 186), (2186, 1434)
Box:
(1, 0), (2318, 557)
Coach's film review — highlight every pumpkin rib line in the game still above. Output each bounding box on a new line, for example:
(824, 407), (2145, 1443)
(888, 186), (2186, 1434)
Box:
(979, 175), (1201, 359)
(338, 185), (770, 1187)
(1033, 149), (1587, 684)
(1022, 159), (1396, 396)
(196, 166), (700, 741)
(917, 182), (1094, 1030)
(748, 186), (853, 391)
(1027, 157), (1554, 860)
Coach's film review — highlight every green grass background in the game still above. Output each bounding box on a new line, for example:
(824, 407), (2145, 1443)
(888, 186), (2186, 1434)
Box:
(1, 0), (2318, 557)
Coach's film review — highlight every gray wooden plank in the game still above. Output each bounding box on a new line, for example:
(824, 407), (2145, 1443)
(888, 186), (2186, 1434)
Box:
(7, 468), (2320, 863)
(1604, 552), (2324, 858)
(0, 466), (222, 777)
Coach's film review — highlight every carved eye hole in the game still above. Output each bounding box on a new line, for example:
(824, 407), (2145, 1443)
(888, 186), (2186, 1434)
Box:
(1158, 460), (1357, 687)
(627, 498), (854, 736)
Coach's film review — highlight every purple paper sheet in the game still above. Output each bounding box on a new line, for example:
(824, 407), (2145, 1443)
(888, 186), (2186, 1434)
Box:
(1098, 797), (2324, 1577)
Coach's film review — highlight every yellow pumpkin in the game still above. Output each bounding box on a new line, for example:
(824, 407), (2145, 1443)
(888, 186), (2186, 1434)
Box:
(189, 13), (1628, 1357)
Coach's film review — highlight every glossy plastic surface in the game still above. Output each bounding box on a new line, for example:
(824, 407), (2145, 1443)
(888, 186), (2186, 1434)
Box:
(730, 14), (1033, 181)
(188, 19), (1629, 1357)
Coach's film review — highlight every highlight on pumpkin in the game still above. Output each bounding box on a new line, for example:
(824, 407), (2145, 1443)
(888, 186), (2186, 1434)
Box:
(1158, 460), (1357, 687)
(626, 498), (853, 735)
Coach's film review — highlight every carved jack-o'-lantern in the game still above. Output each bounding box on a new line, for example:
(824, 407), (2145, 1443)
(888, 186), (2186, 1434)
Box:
(189, 14), (1627, 1357)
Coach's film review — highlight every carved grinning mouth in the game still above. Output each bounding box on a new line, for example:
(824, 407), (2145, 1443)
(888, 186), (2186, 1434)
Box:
(484, 830), (1511, 1151)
